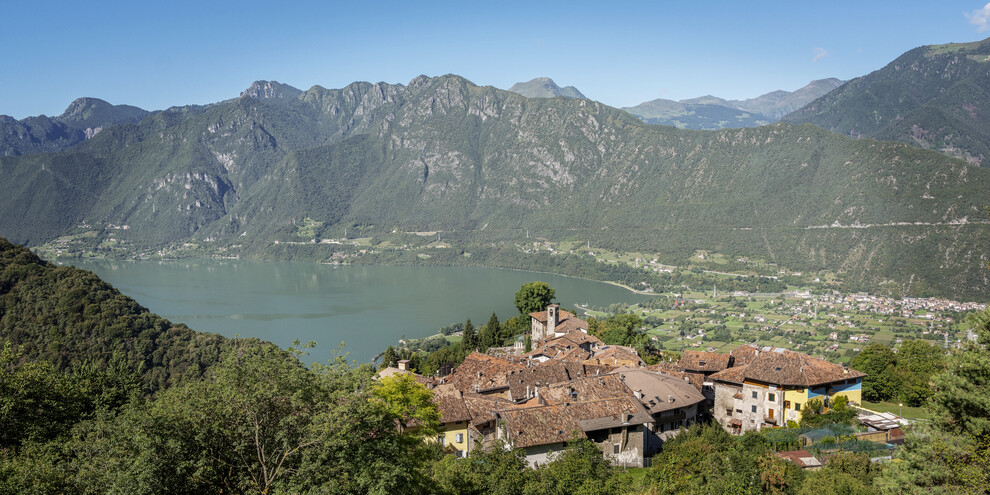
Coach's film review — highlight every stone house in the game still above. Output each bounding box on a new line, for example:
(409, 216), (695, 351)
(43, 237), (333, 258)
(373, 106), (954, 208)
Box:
(494, 396), (653, 468)
(530, 304), (589, 342)
(611, 368), (706, 454)
(709, 347), (865, 434)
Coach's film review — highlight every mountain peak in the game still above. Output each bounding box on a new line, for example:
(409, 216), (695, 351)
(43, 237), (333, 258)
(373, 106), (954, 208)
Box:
(240, 81), (303, 101)
(59, 97), (113, 120)
(508, 77), (585, 99)
(57, 97), (148, 128)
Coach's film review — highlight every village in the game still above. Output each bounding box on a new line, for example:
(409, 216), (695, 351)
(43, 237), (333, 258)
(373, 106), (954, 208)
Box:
(379, 303), (911, 471)
(608, 290), (985, 366)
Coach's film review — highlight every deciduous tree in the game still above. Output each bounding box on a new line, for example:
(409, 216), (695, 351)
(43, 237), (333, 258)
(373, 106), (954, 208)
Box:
(514, 282), (555, 315)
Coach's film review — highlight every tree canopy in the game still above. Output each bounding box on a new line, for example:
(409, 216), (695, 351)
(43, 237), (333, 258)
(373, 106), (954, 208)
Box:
(514, 281), (556, 315)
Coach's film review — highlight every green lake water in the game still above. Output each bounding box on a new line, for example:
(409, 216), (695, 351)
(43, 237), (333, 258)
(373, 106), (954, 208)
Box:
(68, 260), (652, 364)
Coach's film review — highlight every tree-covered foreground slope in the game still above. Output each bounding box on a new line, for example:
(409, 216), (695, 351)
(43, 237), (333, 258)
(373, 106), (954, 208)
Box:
(0, 237), (266, 392)
(2, 72), (989, 299)
(785, 37), (990, 167)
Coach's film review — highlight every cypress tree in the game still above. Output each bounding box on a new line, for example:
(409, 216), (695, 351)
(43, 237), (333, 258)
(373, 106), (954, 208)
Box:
(380, 346), (398, 370)
(483, 312), (501, 348)
(463, 319), (477, 351)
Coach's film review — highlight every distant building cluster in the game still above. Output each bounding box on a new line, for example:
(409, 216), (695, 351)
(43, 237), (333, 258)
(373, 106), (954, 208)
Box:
(379, 304), (875, 467)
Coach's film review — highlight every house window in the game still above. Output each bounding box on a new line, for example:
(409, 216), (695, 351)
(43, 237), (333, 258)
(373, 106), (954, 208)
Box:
(784, 400), (791, 409)
(456, 433), (464, 443)
(795, 403), (801, 411)
(752, 391), (758, 399)
(726, 409), (732, 416)
(438, 435), (446, 446)
(613, 444), (620, 454)
(751, 405), (757, 413)
(768, 393), (775, 402)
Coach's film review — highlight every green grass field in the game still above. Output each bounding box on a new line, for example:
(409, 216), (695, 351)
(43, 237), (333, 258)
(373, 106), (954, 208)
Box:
(861, 400), (931, 420)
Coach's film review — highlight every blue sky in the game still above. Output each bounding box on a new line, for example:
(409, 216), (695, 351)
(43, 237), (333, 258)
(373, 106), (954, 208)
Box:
(3, 1), (989, 119)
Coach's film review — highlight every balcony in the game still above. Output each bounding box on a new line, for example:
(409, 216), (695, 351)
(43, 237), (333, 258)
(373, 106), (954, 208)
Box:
(764, 416), (778, 425)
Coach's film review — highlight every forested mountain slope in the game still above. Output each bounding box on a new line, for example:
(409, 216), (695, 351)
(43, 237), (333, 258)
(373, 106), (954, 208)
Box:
(784, 37), (990, 166)
(0, 238), (267, 393)
(1, 75), (988, 299)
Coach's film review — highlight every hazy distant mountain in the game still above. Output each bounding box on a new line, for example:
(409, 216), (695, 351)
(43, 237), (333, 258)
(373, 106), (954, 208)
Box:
(2, 75), (987, 299)
(622, 98), (771, 129)
(0, 98), (149, 156)
(784, 37), (990, 166)
(624, 79), (843, 130)
(508, 77), (586, 99)
(735, 78), (845, 119)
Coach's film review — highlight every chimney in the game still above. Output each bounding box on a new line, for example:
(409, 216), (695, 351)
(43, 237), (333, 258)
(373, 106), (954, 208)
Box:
(397, 359), (410, 371)
(668, 395), (675, 403)
(634, 390), (643, 400)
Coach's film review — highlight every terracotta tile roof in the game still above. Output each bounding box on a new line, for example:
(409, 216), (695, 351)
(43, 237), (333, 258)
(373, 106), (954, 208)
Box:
(710, 348), (865, 388)
(708, 364), (749, 385)
(610, 368), (706, 414)
(432, 384), (472, 424)
(498, 404), (575, 448)
(730, 344), (761, 366)
(498, 397), (652, 449)
(443, 352), (524, 392)
(571, 397), (654, 432)
(556, 330), (603, 347)
(742, 348), (865, 387)
(540, 374), (630, 405)
(506, 361), (589, 400)
(461, 393), (506, 427)
(586, 345), (644, 367)
(646, 362), (706, 392)
(678, 350), (731, 373)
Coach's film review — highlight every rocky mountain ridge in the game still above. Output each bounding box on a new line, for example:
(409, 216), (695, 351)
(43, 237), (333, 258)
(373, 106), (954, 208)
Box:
(0, 98), (149, 156)
(508, 77), (586, 99)
(1, 73), (987, 299)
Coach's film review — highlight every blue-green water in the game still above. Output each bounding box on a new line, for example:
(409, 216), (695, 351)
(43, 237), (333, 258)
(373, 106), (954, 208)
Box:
(68, 260), (651, 364)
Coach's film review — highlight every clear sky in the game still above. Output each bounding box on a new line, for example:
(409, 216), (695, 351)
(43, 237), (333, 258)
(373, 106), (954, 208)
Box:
(3, 1), (989, 119)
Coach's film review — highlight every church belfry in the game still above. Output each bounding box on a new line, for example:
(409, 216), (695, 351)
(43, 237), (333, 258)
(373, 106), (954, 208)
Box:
(547, 304), (559, 335)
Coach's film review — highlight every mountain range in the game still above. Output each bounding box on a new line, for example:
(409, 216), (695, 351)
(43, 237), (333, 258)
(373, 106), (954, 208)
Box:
(1, 39), (988, 300)
(785, 37), (990, 166)
(1, 98), (149, 157)
(622, 78), (844, 130)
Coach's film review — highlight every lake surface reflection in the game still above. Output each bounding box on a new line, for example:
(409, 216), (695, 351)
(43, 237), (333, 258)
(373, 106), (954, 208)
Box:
(69, 260), (652, 364)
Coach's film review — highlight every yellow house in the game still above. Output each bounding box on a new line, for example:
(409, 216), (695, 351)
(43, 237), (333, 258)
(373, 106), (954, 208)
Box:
(710, 346), (865, 433)
(431, 384), (473, 456)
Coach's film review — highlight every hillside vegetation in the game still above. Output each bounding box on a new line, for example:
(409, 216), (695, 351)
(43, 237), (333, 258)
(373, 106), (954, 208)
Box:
(0, 238), (267, 393)
(785, 37), (990, 166)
